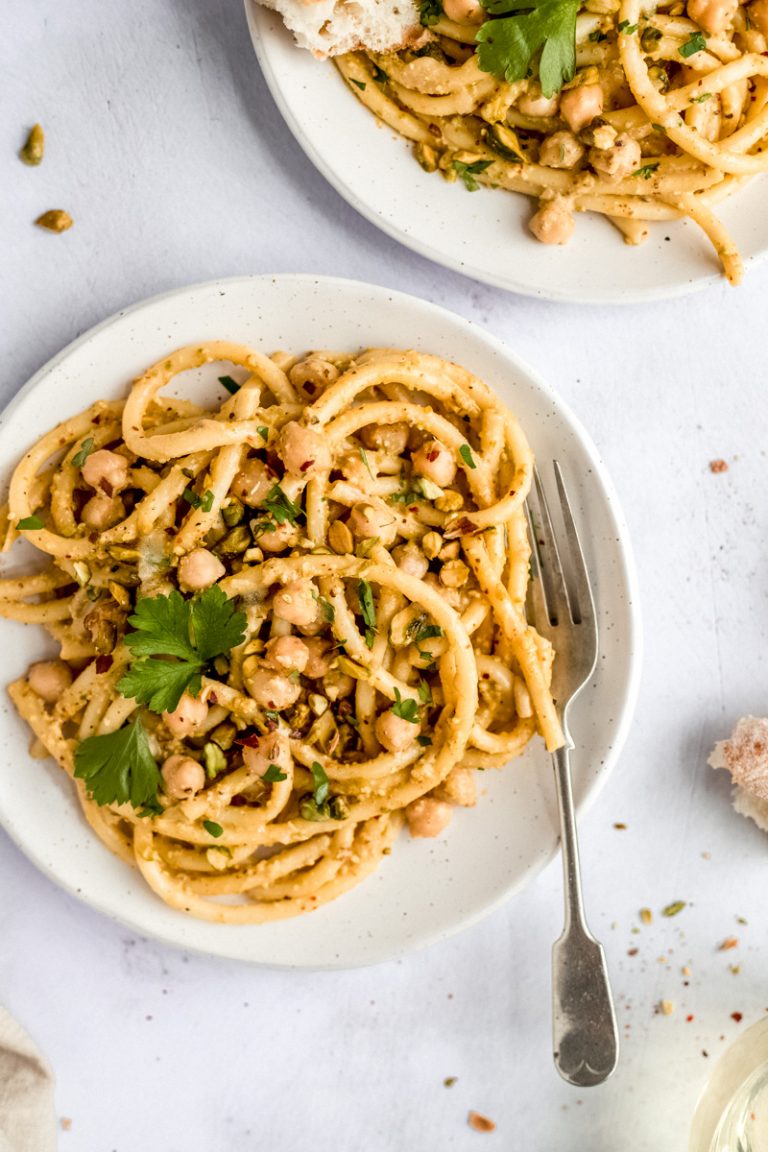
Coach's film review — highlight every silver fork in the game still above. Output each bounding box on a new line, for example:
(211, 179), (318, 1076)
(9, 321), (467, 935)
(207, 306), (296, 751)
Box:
(526, 462), (619, 1088)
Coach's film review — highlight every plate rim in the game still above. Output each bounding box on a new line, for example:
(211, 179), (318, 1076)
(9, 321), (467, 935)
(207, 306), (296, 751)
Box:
(0, 272), (643, 967)
(245, 0), (767, 305)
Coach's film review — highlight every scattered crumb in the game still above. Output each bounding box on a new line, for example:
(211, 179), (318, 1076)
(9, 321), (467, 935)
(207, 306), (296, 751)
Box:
(719, 937), (739, 951)
(613, 822), (627, 830)
(468, 1112), (496, 1133)
(444, 1077), (457, 1088)
(662, 901), (686, 917)
(709, 459), (729, 473)
(682, 966), (691, 977)
(60, 1119), (72, 1131)
(702, 1050), (709, 1058)
(640, 908), (652, 925)
(658, 956), (668, 964)
(627, 947), (639, 956)
(731, 1012), (743, 1023)
(659, 1000), (675, 1016)
(702, 852), (712, 860)
(736, 916), (748, 925)
(730, 965), (741, 975)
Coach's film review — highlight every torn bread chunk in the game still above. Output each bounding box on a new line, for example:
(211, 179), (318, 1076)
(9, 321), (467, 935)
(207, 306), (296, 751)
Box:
(709, 716), (768, 832)
(256, 0), (421, 57)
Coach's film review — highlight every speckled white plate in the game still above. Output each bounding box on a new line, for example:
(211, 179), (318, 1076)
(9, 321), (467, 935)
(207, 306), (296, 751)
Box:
(246, 2), (768, 303)
(0, 275), (640, 967)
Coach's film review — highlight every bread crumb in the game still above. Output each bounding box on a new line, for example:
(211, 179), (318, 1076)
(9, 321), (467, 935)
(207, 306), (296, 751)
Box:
(719, 937), (739, 951)
(60, 1118), (72, 1131)
(709, 459), (729, 473)
(468, 1112), (496, 1133)
(659, 999), (675, 1016)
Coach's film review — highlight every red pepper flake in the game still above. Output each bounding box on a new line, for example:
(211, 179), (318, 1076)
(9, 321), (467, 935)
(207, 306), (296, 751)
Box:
(299, 460), (314, 472)
(709, 459), (729, 473)
(686, 1015), (694, 1022)
(303, 381), (317, 395)
(467, 1112), (496, 1133)
(719, 937), (739, 951)
(95, 654), (113, 674)
(100, 478), (114, 497)
(427, 449), (440, 463)
(208, 692), (218, 705)
(235, 729), (261, 748)
(731, 1012), (743, 1023)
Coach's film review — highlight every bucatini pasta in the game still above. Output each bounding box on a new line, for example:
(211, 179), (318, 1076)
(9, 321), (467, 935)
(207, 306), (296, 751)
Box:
(0, 343), (561, 923)
(335, 0), (768, 284)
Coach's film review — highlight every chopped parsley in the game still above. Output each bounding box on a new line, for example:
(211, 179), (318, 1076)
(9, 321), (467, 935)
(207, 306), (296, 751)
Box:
(359, 447), (375, 480)
(588, 28), (608, 41)
(310, 760), (330, 806)
(476, 0), (578, 98)
(182, 487), (215, 512)
(259, 483), (303, 526)
(679, 30), (707, 56)
(372, 65), (388, 83)
(219, 375), (240, 395)
(617, 19), (638, 32)
(350, 78), (367, 91)
(203, 820), (224, 838)
(257, 426), (269, 441)
(391, 687), (420, 724)
(262, 763), (288, 783)
(633, 162), (660, 179)
(74, 718), (161, 810)
(419, 0), (442, 25)
(72, 438), (95, 468)
(452, 159), (493, 191)
(417, 679), (433, 705)
(459, 444), (477, 469)
(416, 734), (433, 747)
(691, 91), (712, 102)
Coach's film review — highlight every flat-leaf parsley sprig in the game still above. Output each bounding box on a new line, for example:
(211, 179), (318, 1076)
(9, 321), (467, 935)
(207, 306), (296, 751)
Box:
(475, 0), (578, 98)
(117, 586), (246, 714)
(74, 717), (162, 810)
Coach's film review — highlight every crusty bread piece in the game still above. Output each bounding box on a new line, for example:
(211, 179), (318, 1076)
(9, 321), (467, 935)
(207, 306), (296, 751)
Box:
(709, 716), (768, 833)
(257, 0), (422, 57)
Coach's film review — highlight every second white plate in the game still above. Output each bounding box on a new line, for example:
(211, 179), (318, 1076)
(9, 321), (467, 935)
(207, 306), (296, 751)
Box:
(247, 3), (768, 304)
(0, 275), (640, 966)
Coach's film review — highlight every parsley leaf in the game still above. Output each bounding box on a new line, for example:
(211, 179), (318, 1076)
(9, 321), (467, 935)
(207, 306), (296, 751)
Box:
(410, 621), (444, 644)
(257, 426), (269, 441)
(72, 438), (94, 468)
(203, 820), (224, 837)
(453, 159), (493, 191)
(182, 487), (214, 512)
(476, 0), (578, 98)
(633, 162), (660, 179)
(419, 0), (443, 25)
(358, 579), (376, 631)
(350, 78), (367, 91)
(118, 587), (246, 713)
(259, 484), (303, 526)
(17, 515), (44, 531)
(372, 65), (388, 83)
(74, 718), (161, 810)
(219, 375), (240, 395)
(459, 444), (477, 469)
(311, 760), (330, 806)
(262, 763), (288, 783)
(679, 30), (707, 56)
(416, 734), (433, 747)
(691, 91), (712, 102)
(392, 687), (420, 724)
(617, 19), (638, 32)
(359, 447), (375, 480)
(418, 679), (433, 705)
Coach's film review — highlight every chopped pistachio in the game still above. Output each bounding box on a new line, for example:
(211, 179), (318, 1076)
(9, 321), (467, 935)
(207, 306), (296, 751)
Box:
(35, 209), (72, 233)
(422, 531), (443, 560)
(72, 561), (91, 587)
(308, 693), (329, 717)
(209, 721), (236, 750)
(328, 519), (354, 554)
(203, 742), (227, 778)
(435, 489), (463, 513)
(221, 500), (244, 527)
(20, 123), (45, 166)
(439, 559), (469, 588)
(108, 580), (131, 608)
(662, 900), (686, 917)
(217, 525), (251, 555)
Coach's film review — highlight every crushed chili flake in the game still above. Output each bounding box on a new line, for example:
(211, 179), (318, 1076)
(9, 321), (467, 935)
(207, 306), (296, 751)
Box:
(468, 1112), (496, 1133)
(235, 729), (261, 748)
(687, 1015), (694, 1022)
(299, 460), (313, 472)
(719, 937), (739, 951)
(60, 1118), (72, 1131)
(731, 1012), (743, 1023)
(95, 654), (113, 674)
(709, 459), (729, 473)
(208, 691), (218, 705)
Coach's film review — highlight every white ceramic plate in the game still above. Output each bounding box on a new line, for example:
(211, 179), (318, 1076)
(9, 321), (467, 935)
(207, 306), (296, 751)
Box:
(0, 275), (641, 967)
(246, 3), (768, 303)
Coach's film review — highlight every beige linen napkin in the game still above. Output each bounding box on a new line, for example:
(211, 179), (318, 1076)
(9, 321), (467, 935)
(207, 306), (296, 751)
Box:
(0, 1009), (56, 1152)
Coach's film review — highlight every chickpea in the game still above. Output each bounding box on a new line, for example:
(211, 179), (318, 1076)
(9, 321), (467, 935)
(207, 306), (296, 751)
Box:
(406, 796), (453, 838)
(559, 83), (604, 133)
(442, 0), (484, 19)
(376, 709), (420, 752)
(391, 542), (429, 579)
(303, 637), (333, 678)
(80, 492), (126, 530)
(161, 754), (206, 800)
(538, 131), (585, 170)
(347, 502), (398, 548)
(687, 0), (738, 32)
(265, 634), (309, 674)
(437, 767), (477, 807)
(589, 133), (642, 181)
(278, 421), (331, 477)
(517, 85), (560, 118)
(244, 661), (302, 710)
(289, 356), (339, 398)
(27, 659), (72, 703)
(411, 439), (457, 488)
(231, 458), (274, 507)
(322, 668), (355, 701)
(359, 422), (410, 456)
(163, 692), (208, 738)
(747, 0), (768, 32)
(272, 579), (319, 627)
(258, 523), (298, 553)
(177, 548), (225, 591)
(81, 448), (129, 495)
(242, 733), (292, 778)
(529, 199), (575, 245)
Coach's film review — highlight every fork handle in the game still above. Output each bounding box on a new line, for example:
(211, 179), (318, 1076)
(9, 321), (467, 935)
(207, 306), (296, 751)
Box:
(551, 745), (619, 1086)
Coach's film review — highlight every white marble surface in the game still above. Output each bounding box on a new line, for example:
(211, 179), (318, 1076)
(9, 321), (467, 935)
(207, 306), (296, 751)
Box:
(3, 3), (768, 1149)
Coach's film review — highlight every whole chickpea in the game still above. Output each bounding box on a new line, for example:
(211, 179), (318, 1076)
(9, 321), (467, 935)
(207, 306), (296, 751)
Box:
(265, 634), (310, 674)
(242, 733), (292, 778)
(231, 458), (274, 507)
(359, 422), (410, 455)
(406, 796), (453, 838)
(412, 440), (457, 487)
(272, 579), (320, 627)
(391, 542), (429, 579)
(517, 85), (560, 118)
(163, 692), (208, 738)
(529, 199), (575, 245)
(80, 493), (126, 530)
(81, 449), (129, 495)
(559, 83), (604, 133)
(442, 0), (484, 20)
(376, 709), (420, 752)
(347, 502), (398, 548)
(177, 548), (225, 591)
(279, 421), (331, 477)
(161, 755), (206, 800)
(28, 659), (72, 703)
(243, 660), (302, 710)
(303, 637), (333, 679)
